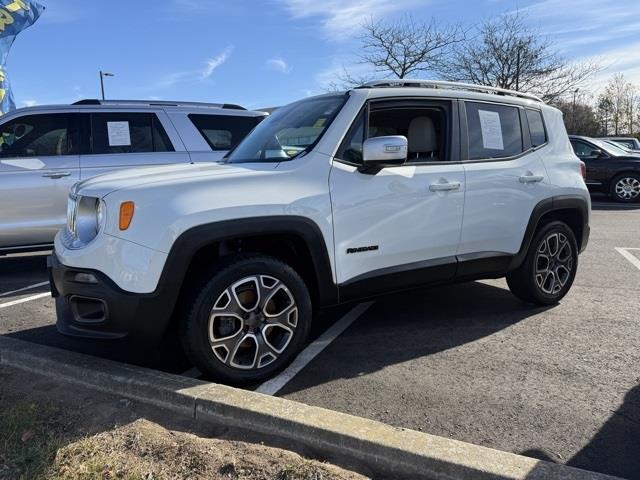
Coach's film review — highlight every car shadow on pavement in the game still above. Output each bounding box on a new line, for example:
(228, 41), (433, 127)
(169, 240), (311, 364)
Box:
(522, 384), (640, 479)
(279, 280), (552, 395)
(4, 325), (192, 374)
(0, 254), (49, 293)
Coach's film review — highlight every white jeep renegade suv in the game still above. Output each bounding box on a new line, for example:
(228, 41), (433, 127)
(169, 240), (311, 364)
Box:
(50, 80), (590, 384)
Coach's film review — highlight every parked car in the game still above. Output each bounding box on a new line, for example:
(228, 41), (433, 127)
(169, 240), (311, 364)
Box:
(601, 139), (639, 154)
(0, 100), (267, 254)
(50, 80), (590, 383)
(600, 136), (640, 151)
(570, 135), (640, 203)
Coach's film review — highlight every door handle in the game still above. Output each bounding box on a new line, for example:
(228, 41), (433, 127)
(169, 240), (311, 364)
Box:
(42, 172), (72, 179)
(429, 181), (461, 192)
(519, 174), (544, 184)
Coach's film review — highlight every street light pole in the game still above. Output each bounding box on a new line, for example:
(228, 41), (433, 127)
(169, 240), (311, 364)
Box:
(572, 88), (579, 134)
(99, 70), (115, 100)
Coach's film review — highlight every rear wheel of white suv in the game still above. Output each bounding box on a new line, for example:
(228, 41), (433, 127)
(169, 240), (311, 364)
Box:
(181, 254), (312, 384)
(506, 221), (578, 306)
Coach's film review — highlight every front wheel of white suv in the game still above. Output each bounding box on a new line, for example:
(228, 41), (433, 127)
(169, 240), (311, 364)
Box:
(506, 221), (578, 306)
(181, 254), (312, 384)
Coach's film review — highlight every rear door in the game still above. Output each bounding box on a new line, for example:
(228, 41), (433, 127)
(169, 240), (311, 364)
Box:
(458, 101), (552, 266)
(79, 110), (190, 179)
(0, 112), (80, 248)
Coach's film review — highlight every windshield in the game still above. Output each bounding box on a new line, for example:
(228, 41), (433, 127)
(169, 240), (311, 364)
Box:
(226, 94), (347, 163)
(591, 138), (630, 157)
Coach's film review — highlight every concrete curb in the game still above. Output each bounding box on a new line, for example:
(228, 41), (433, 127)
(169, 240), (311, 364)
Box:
(0, 336), (619, 480)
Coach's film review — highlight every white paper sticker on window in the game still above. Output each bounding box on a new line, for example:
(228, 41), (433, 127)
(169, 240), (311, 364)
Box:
(107, 121), (131, 147)
(478, 110), (504, 150)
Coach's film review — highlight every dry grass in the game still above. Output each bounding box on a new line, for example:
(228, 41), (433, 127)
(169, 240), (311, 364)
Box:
(0, 384), (364, 480)
(49, 419), (361, 480)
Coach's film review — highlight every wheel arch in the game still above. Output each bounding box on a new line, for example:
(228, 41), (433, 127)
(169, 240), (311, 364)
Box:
(157, 216), (339, 338)
(510, 195), (590, 271)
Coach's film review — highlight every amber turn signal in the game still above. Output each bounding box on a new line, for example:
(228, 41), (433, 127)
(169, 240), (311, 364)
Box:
(119, 201), (135, 230)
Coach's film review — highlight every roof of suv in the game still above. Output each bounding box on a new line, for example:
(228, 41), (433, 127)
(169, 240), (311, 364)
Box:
(8, 99), (268, 117)
(353, 79), (546, 108)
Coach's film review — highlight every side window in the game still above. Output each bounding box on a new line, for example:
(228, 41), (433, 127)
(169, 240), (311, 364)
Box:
(336, 103), (450, 164)
(570, 140), (596, 158)
(370, 106), (446, 163)
(189, 114), (262, 151)
(465, 102), (523, 160)
(90, 113), (174, 155)
(526, 109), (547, 147)
(0, 114), (76, 158)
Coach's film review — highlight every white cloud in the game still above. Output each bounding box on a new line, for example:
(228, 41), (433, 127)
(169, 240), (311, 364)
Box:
(202, 46), (233, 79)
(522, 0), (640, 51)
(22, 99), (38, 108)
(279, 0), (420, 39)
(267, 57), (292, 74)
(158, 46), (233, 88)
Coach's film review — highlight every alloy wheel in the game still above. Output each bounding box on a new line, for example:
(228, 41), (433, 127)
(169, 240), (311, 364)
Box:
(208, 275), (298, 370)
(615, 177), (640, 201)
(534, 232), (574, 296)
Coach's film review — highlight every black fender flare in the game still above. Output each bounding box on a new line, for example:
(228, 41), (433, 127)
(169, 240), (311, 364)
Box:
(510, 194), (590, 270)
(158, 216), (339, 312)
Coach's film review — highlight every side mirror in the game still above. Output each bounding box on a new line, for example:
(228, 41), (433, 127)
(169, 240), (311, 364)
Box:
(590, 149), (605, 158)
(360, 136), (407, 173)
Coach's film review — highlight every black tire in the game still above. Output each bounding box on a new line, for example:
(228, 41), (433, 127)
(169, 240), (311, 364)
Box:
(181, 254), (312, 384)
(506, 221), (578, 306)
(610, 173), (640, 203)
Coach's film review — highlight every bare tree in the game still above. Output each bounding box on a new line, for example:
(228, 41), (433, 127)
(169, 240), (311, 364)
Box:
(327, 15), (465, 90)
(556, 100), (602, 137)
(598, 74), (639, 136)
(358, 16), (465, 79)
(441, 12), (600, 103)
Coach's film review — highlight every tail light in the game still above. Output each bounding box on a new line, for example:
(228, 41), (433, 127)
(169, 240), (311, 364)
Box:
(579, 161), (586, 180)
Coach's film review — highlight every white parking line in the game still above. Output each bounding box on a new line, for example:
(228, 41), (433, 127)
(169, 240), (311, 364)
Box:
(256, 301), (374, 396)
(616, 247), (640, 271)
(0, 281), (49, 298)
(0, 292), (50, 309)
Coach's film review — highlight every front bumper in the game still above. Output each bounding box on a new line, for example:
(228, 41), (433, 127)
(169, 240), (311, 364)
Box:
(48, 253), (173, 341)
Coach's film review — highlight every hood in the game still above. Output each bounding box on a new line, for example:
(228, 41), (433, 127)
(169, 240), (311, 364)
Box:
(74, 162), (276, 198)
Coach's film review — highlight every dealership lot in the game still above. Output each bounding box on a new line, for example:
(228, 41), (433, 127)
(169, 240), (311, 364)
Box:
(1, 195), (639, 479)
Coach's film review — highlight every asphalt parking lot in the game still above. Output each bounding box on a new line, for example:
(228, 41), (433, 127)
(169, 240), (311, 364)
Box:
(1, 195), (639, 479)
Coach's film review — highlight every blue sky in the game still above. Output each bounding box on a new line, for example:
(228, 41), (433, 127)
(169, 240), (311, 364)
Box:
(8, 0), (640, 110)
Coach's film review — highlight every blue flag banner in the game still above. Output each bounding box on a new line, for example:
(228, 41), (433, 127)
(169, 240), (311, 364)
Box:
(0, 0), (45, 115)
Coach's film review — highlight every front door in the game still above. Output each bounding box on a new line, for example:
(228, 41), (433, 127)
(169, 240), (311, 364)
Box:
(0, 112), (80, 249)
(329, 99), (465, 299)
(570, 138), (608, 189)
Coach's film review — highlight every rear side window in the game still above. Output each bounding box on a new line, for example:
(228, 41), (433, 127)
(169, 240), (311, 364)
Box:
(0, 114), (77, 157)
(90, 113), (174, 154)
(189, 114), (262, 151)
(465, 102), (523, 160)
(526, 109), (547, 147)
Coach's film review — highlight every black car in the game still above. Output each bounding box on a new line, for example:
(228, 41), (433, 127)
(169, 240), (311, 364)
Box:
(569, 135), (640, 203)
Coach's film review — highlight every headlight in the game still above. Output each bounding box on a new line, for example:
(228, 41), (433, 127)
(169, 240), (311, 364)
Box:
(65, 195), (104, 248)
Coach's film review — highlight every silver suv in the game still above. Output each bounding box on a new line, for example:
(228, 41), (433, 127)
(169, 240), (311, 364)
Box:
(0, 99), (266, 253)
